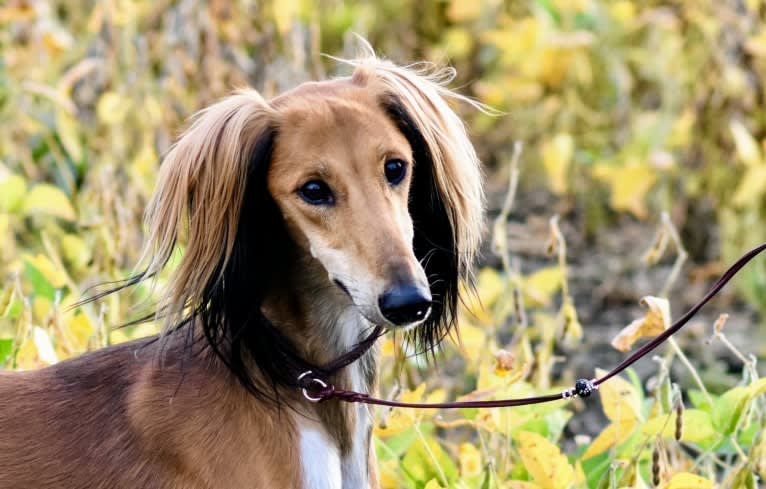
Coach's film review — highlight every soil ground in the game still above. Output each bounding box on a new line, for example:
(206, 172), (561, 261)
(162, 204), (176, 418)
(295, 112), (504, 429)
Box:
(481, 183), (766, 439)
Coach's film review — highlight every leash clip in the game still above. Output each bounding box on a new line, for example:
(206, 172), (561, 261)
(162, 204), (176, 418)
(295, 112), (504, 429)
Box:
(298, 370), (329, 402)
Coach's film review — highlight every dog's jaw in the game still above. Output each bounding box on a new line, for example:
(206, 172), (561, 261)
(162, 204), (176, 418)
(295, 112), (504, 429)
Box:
(263, 254), (378, 488)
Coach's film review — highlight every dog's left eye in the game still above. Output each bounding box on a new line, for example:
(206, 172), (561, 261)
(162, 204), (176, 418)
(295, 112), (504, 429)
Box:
(298, 180), (335, 206)
(384, 159), (407, 185)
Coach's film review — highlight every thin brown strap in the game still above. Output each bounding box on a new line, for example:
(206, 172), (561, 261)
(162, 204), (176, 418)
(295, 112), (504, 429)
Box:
(300, 242), (766, 409)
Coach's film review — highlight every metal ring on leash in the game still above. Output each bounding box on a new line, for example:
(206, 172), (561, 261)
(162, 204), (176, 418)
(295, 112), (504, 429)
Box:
(298, 370), (328, 402)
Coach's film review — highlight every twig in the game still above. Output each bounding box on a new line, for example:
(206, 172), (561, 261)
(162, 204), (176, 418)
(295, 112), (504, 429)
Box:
(491, 142), (525, 330)
(659, 212), (688, 298)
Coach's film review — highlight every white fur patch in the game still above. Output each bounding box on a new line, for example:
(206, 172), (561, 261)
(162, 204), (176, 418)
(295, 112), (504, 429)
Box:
(298, 420), (342, 489)
(342, 364), (372, 488)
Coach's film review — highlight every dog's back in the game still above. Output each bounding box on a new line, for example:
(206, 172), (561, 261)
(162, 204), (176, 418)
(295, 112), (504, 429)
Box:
(0, 337), (302, 489)
(0, 339), (157, 487)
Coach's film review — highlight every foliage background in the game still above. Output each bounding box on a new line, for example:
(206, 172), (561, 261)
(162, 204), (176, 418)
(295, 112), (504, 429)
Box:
(1, 0), (766, 487)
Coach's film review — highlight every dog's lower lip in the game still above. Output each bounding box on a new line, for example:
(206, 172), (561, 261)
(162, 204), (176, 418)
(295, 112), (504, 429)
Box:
(333, 279), (351, 297)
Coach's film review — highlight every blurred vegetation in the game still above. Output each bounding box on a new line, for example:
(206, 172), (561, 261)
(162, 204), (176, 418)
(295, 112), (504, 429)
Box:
(2, 0), (766, 487)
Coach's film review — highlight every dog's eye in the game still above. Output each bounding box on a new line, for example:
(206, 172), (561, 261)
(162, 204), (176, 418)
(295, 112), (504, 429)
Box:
(384, 159), (407, 186)
(298, 180), (335, 206)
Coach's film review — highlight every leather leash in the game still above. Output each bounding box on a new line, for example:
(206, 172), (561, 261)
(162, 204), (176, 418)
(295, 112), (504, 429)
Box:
(298, 242), (766, 408)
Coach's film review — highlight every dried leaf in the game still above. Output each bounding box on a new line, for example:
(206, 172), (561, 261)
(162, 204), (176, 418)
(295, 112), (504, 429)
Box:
(541, 133), (574, 195)
(611, 296), (670, 352)
(730, 120), (762, 167)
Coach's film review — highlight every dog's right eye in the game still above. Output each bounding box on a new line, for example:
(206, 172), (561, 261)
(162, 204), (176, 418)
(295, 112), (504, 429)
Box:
(298, 180), (335, 206)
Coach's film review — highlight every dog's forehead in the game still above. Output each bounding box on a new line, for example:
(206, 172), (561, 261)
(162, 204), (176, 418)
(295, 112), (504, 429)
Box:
(270, 79), (410, 162)
(273, 80), (396, 134)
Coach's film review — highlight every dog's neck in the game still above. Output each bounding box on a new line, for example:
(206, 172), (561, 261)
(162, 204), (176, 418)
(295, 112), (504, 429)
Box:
(261, 252), (378, 486)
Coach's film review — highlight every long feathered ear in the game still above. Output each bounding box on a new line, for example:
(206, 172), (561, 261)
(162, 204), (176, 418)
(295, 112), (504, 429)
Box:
(138, 90), (276, 331)
(339, 47), (488, 353)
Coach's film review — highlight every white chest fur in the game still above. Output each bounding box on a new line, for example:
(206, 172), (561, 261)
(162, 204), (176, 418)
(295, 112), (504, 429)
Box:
(297, 307), (374, 489)
(298, 418), (342, 489)
(340, 366), (372, 489)
(296, 370), (372, 488)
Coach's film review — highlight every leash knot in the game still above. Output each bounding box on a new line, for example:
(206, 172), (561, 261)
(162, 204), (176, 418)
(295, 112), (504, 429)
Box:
(297, 370), (335, 402)
(562, 378), (598, 399)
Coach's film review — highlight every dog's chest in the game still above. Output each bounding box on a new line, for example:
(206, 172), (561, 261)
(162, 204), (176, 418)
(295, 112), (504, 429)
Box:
(298, 420), (342, 489)
(297, 364), (372, 489)
(296, 411), (370, 489)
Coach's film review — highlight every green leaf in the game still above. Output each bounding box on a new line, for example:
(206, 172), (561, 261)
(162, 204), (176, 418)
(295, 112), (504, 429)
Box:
(401, 436), (458, 487)
(712, 386), (751, 435)
(24, 257), (56, 300)
(55, 110), (83, 163)
(641, 409), (716, 443)
(688, 389), (714, 413)
(23, 184), (76, 221)
(0, 338), (13, 365)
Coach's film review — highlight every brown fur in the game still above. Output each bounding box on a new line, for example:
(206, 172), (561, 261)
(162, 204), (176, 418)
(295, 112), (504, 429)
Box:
(0, 45), (485, 488)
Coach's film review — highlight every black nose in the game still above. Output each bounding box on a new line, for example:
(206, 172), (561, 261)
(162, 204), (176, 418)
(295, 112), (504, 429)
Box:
(378, 284), (432, 326)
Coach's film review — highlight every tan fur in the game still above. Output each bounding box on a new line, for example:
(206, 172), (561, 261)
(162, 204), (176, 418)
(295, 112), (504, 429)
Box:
(0, 45), (483, 488)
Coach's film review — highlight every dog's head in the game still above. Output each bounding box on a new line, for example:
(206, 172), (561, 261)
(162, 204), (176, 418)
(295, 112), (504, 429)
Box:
(135, 48), (485, 396)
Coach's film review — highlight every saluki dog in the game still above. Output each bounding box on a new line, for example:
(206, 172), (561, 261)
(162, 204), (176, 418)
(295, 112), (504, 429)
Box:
(0, 45), (485, 488)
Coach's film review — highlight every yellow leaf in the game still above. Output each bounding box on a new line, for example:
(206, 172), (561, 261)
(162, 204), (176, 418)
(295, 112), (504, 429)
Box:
(378, 459), (401, 489)
(16, 326), (58, 368)
(374, 384), (444, 437)
(749, 377), (766, 398)
(665, 472), (714, 489)
(61, 234), (90, 270)
(64, 313), (95, 351)
(611, 296), (670, 352)
(458, 443), (482, 478)
(461, 268), (505, 324)
(97, 91), (132, 125)
(32, 296), (52, 324)
(574, 461), (587, 486)
(380, 337), (396, 358)
(507, 482), (543, 489)
(273, 0), (299, 35)
(608, 163), (657, 218)
(0, 173), (27, 212)
(609, 0), (636, 23)
(23, 184), (76, 221)
(55, 110), (83, 162)
(0, 282), (14, 317)
(503, 76), (544, 103)
(446, 0), (481, 22)
(453, 321), (486, 363)
(733, 166), (766, 206)
(596, 368), (642, 422)
(130, 141), (159, 189)
(668, 110), (696, 148)
(730, 120), (762, 167)
(641, 409), (716, 443)
(561, 301), (582, 347)
(517, 431), (574, 489)
(424, 479), (447, 489)
(541, 133), (574, 195)
(582, 419), (636, 459)
(524, 266), (562, 307)
(26, 253), (68, 288)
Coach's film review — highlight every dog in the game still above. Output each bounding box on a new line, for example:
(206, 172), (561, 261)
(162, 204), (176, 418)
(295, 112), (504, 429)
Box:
(0, 45), (485, 488)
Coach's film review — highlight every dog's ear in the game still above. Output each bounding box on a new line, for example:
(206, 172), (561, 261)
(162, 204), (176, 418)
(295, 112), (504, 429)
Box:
(349, 55), (486, 352)
(139, 91), (276, 329)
